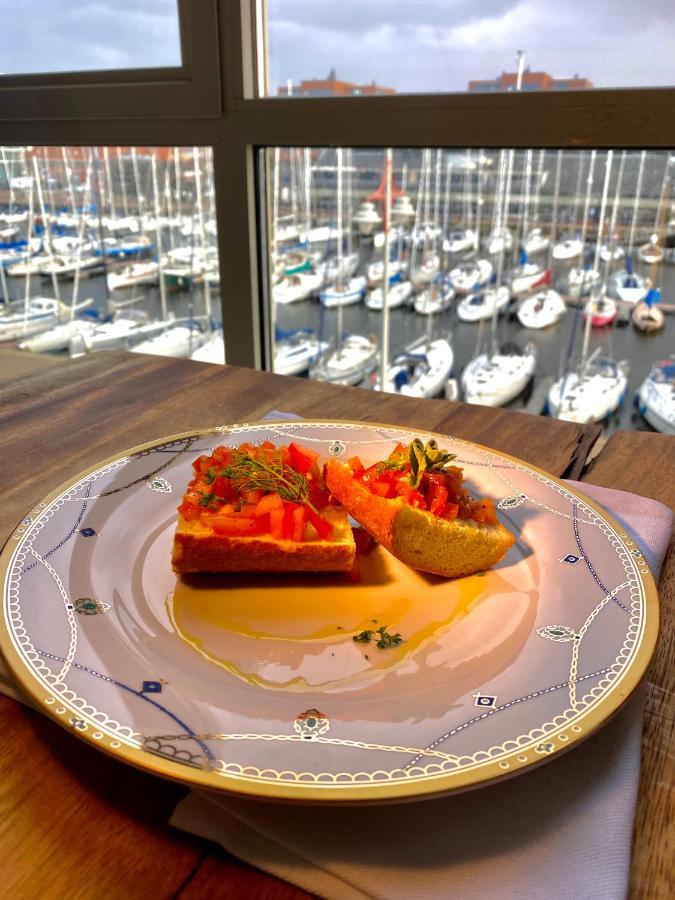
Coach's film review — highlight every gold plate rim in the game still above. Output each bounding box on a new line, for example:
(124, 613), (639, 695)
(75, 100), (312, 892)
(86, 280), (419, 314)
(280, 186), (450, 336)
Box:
(0, 420), (660, 804)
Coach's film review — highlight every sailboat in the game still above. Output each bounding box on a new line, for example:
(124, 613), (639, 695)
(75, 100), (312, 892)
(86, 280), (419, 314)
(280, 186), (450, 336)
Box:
(443, 151), (478, 255)
(522, 150), (550, 255)
(0, 297), (92, 342)
(632, 288), (665, 333)
(637, 358), (675, 434)
(107, 260), (159, 292)
(311, 148), (378, 386)
(638, 155), (672, 264)
(414, 277), (455, 315)
(366, 279), (412, 310)
(549, 151), (629, 423)
(462, 144), (537, 406)
(410, 150), (441, 287)
(456, 282), (510, 322)
(564, 150), (599, 297)
(609, 151), (650, 304)
(507, 152), (550, 296)
(517, 150), (566, 329)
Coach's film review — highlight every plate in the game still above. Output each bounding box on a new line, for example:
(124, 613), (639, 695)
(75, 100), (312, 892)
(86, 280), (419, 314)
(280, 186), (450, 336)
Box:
(0, 421), (658, 802)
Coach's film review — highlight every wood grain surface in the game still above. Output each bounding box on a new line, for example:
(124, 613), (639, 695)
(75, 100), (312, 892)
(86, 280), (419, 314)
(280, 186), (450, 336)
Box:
(0, 351), (669, 900)
(583, 432), (675, 900)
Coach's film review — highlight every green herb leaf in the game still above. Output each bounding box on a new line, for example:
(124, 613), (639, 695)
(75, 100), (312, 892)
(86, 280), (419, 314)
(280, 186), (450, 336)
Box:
(375, 625), (403, 649)
(353, 630), (373, 643)
(407, 439), (457, 489)
(197, 490), (219, 509)
(203, 467), (217, 485)
(222, 450), (318, 514)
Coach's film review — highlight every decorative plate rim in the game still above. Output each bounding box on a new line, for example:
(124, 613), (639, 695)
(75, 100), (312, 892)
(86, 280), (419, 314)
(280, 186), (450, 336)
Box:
(0, 420), (660, 804)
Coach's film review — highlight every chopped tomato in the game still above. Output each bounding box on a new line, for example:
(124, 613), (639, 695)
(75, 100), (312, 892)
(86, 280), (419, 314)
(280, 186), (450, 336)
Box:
(306, 508), (333, 539)
(372, 480), (396, 498)
(212, 476), (237, 501)
(291, 506), (307, 542)
(269, 507), (285, 539)
(282, 501), (298, 539)
(288, 442), (320, 474)
(209, 515), (268, 536)
(177, 501), (200, 521)
(253, 493), (283, 517)
(243, 489), (262, 505)
(192, 454), (211, 475)
(347, 456), (364, 476)
(443, 502), (459, 520)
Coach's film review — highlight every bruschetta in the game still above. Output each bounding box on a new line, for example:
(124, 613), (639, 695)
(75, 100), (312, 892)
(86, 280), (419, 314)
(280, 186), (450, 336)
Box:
(324, 438), (515, 578)
(172, 441), (355, 574)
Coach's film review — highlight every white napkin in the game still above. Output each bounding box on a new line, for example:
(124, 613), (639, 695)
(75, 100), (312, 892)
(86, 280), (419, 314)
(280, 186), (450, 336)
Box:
(169, 482), (672, 900)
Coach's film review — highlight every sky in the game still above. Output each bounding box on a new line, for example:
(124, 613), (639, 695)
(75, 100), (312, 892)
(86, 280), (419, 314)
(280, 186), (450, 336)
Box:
(0, 1), (673, 92)
(267, 0), (675, 93)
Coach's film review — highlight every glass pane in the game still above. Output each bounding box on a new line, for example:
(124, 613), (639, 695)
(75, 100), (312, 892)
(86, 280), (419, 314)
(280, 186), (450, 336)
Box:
(264, 1), (674, 95)
(1, 145), (221, 364)
(0, 1), (181, 75)
(262, 145), (674, 436)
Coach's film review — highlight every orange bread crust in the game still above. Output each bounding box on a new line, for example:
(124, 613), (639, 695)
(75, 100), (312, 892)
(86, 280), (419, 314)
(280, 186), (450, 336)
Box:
(324, 458), (515, 578)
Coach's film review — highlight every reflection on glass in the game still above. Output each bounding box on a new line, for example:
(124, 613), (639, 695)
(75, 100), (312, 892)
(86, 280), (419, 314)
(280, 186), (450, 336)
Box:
(265, 1), (674, 95)
(0, 1), (181, 75)
(0, 146), (221, 363)
(264, 145), (675, 436)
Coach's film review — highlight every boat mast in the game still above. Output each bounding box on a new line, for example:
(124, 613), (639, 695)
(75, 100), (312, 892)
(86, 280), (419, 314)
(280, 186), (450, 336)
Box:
(409, 150), (427, 276)
(379, 147), (393, 391)
(601, 151), (626, 289)
(41, 149), (57, 226)
(475, 150), (484, 255)
(547, 150), (563, 269)
(117, 148), (130, 219)
(70, 151), (93, 321)
(103, 147), (115, 220)
(131, 147), (144, 234)
(397, 160), (406, 263)
(31, 153), (60, 303)
(173, 147), (182, 226)
(651, 153), (672, 238)
(61, 147), (77, 218)
(335, 148), (344, 358)
(304, 147), (312, 242)
(441, 157), (451, 250)
(627, 150), (646, 258)
(1, 147), (16, 214)
(532, 149), (545, 232)
(21, 176), (35, 320)
(581, 150), (613, 368)
(521, 148), (533, 247)
(490, 148), (513, 357)
(151, 152), (168, 326)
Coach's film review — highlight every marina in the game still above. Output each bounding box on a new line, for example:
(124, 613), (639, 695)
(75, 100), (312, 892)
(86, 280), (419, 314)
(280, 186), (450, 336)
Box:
(1, 144), (673, 435)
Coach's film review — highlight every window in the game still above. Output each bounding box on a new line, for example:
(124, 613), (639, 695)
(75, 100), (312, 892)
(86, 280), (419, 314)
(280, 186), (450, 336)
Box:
(263, 0), (675, 97)
(0, 1), (182, 75)
(1, 145), (221, 364)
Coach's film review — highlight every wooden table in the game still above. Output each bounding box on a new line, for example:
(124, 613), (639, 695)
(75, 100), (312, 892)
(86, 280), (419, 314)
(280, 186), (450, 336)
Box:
(0, 351), (671, 899)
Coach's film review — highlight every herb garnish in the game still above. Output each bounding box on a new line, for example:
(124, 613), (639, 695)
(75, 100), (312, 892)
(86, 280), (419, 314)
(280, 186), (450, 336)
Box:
(352, 626), (403, 649)
(197, 490), (219, 509)
(408, 438), (457, 489)
(203, 467), (217, 485)
(220, 450), (319, 514)
(353, 630), (373, 643)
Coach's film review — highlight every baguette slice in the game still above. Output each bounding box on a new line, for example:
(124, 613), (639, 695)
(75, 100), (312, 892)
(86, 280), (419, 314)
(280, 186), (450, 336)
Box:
(172, 505), (355, 574)
(325, 458), (515, 578)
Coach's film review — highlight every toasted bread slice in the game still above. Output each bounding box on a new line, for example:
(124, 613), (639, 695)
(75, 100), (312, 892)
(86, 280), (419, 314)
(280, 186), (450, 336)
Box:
(172, 505), (355, 574)
(325, 458), (515, 578)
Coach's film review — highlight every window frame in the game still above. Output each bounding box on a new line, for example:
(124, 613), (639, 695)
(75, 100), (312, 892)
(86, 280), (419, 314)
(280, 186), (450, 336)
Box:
(0, 0), (221, 120)
(0, 0), (674, 370)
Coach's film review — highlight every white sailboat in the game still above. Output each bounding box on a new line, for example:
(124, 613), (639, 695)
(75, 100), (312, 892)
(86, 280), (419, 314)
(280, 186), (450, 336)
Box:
(456, 285), (510, 322)
(17, 315), (98, 352)
(131, 320), (207, 358)
(553, 237), (583, 261)
(414, 279), (455, 315)
(462, 127), (537, 407)
(549, 151), (629, 423)
(517, 289), (566, 329)
(462, 344), (536, 406)
(273, 270), (323, 304)
(274, 328), (328, 376)
(0, 297), (88, 342)
(563, 151), (599, 297)
(638, 155), (672, 264)
(548, 349), (628, 423)
(637, 358), (675, 434)
(320, 275), (366, 308)
(508, 252), (550, 297)
(107, 261), (159, 293)
(311, 148), (378, 387)
(376, 337), (454, 398)
(366, 257), (403, 287)
(443, 152), (478, 255)
(450, 258), (493, 294)
(191, 329), (225, 364)
(366, 279), (412, 310)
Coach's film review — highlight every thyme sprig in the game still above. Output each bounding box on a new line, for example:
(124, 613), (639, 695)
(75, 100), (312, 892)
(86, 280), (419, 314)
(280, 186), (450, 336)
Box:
(221, 450), (319, 515)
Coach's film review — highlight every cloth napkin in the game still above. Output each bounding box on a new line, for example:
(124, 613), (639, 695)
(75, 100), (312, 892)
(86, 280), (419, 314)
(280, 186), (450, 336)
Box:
(1, 431), (671, 900)
(168, 479), (672, 900)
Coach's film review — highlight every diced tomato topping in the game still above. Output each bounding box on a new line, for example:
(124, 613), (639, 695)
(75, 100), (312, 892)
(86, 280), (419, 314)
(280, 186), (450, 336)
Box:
(282, 501), (298, 539)
(177, 500), (200, 521)
(444, 502), (459, 520)
(291, 506), (307, 542)
(372, 480), (396, 498)
(192, 454), (211, 475)
(243, 489), (262, 505)
(212, 476), (237, 501)
(306, 508), (333, 539)
(269, 507), (285, 539)
(347, 456), (364, 476)
(253, 493), (284, 517)
(210, 515), (269, 536)
(288, 442), (320, 475)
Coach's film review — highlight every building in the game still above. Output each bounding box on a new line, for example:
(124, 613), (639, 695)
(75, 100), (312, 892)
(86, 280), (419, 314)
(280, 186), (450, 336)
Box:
(277, 67), (395, 98)
(468, 66), (592, 93)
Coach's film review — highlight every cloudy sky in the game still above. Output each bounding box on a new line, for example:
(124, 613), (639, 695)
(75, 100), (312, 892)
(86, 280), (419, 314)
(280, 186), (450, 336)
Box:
(0, 1), (673, 92)
(268, 0), (675, 92)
